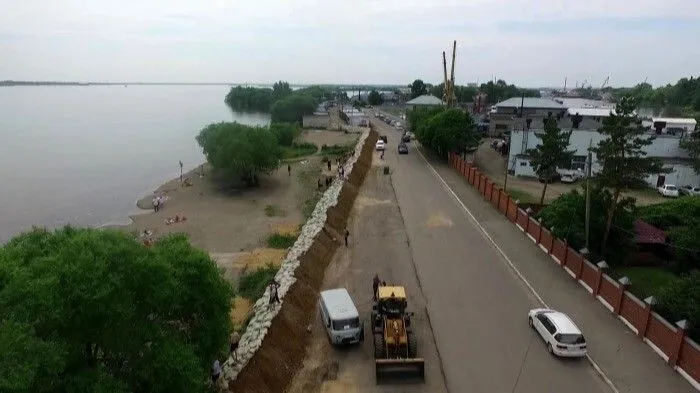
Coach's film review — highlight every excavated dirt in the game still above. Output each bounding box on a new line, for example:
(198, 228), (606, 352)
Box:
(226, 129), (378, 393)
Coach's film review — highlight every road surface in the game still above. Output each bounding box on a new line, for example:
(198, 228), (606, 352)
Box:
(375, 112), (694, 393)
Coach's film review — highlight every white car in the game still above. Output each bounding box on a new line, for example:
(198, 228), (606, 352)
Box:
(560, 174), (577, 183)
(528, 308), (588, 358)
(375, 140), (386, 151)
(658, 184), (680, 197)
(679, 185), (700, 196)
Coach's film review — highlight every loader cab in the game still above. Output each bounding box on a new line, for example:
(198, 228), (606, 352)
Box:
(319, 288), (364, 346)
(375, 286), (408, 317)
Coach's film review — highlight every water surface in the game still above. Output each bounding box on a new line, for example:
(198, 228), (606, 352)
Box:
(0, 85), (270, 242)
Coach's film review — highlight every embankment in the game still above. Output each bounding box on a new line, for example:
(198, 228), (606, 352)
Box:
(220, 126), (378, 392)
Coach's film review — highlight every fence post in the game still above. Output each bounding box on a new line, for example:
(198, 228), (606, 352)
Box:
(669, 320), (690, 367)
(524, 207), (532, 232)
(614, 277), (631, 315)
(592, 261), (609, 298)
(638, 296), (657, 338)
(536, 218), (543, 243)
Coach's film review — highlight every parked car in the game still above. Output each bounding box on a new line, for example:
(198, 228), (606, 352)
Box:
(402, 133), (411, 143)
(538, 173), (561, 183)
(398, 143), (408, 154)
(679, 185), (700, 196)
(528, 308), (587, 358)
(658, 184), (680, 197)
(560, 174), (577, 183)
(375, 140), (386, 151)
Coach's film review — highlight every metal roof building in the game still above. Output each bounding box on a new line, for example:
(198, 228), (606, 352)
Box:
(406, 94), (445, 107)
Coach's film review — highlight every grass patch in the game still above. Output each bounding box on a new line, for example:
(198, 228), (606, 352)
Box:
(320, 143), (353, 157)
(505, 188), (536, 204)
(266, 232), (298, 249)
(614, 266), (679, 300)
(264, 204), (285, 217)
(238, 264), (278, 300)
(295, 160), (324, 220)
(282, 142), (318, 159)
(302, 192), (322, 220)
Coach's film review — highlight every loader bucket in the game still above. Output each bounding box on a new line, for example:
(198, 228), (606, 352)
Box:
(375, 358), (425, 382)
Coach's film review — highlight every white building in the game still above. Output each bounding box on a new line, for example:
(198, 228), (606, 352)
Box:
(341, 106), (369, 127)
(504, 99), (699, 188)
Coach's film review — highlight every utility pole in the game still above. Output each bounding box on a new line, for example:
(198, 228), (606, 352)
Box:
(584, 139), (593, 250)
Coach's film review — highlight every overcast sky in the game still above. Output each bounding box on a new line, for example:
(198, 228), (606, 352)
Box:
(2, 0), (699, 87)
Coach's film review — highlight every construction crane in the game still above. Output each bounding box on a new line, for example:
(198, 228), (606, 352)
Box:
(442, 40), (457, 108)
(601, 76), (609, 89)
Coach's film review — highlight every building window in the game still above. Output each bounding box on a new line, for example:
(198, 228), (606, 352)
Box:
(570, 155), (587, 170)
(520, 161), (527, 166)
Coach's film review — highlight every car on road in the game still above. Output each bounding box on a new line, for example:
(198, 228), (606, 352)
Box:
(401, 133), (411, 143)
(658, 184), (680, 197)
(679, 185), (700, 196)
(398, 143), (408, 154)
(375, 140), (386, 151)
(319, 288), (364, 346)
(528, 308), (587, 358)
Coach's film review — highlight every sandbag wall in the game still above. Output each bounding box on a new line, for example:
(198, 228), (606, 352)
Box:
(220, 126), (378, 392)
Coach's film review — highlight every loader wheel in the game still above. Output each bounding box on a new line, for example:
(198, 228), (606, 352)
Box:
(408, 332), (418, 358)
(374, 334), (386, 359)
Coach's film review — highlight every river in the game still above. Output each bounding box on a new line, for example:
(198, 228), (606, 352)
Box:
(0, 85), (270, 243)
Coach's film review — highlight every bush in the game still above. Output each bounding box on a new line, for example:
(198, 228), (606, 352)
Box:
(412, 108), (481, 158)
(0, 227), (233, 393)
(269, 123), (301, 147)
(536, 186), (635, 266)
(320, 143), (353, 157)
(266, 233), (298, 249)
(238, 265), (278, 300)
(658, 271), (700, 341)
(196, 122), (282, 187)
(282, 142), (318, 159)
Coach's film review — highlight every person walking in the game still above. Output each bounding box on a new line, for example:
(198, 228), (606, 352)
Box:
(327, 160), (332, 171)
(211, 359), (222, 385)
(287, 163), (291, 176)
(372, 274), (381, 301)
(344, 228), (350, 247)
(268, 279), (280, 309)
(230, 332), (240, 362)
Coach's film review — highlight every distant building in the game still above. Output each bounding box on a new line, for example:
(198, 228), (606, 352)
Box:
(340, 106), (369, 127)
(501, 96), (699, 188)
(489, 97), (567, 136)
(406, 94), (445, 110)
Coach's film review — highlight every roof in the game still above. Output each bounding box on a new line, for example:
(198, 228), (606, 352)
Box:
(651, 118), (697, 126)
(377, 286), (406, 300)
(553, 98), (615, 109)
(567, 107), (617, 117)
(406, 94), (444, 106)
(634, 219), (666, 244)
(494, 97), (565, 109)
(545, 311), (581, 334)
(320, 288), (359, 320)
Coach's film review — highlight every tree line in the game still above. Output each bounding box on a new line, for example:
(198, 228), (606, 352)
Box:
(224, 82), (344, 124)
(407, 78), (539, 105)
(606, 76), (700, 119)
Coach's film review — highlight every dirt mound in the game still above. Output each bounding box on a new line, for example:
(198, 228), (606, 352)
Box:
(226, 129), (377, 393)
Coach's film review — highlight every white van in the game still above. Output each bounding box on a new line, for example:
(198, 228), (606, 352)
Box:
(319, 288), (364, 345)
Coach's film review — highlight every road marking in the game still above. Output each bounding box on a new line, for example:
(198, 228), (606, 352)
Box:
(415, 148), (620, 393)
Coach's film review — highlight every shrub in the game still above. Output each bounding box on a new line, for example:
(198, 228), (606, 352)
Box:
(238, 265), (279, 300)
(266, 233), (298, 249)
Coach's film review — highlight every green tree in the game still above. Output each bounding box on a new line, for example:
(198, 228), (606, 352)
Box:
(527, 117), (575, 205)
(368, 90), (383, 106)
(592, 96), (667, 253)
(407, 106), (445, 133)
(270, 94), (317, 124)
(637, 197), (700, 272)
(658, 271), (700, 340)
(415, 108), (479, 158)
(480, 79), (540, 105)
(410, 79), (427, 99)
(196, 122), (282, 187)
(269, 123), (301, 147)
(537, 186), (635, 265)
(680, 132), (700, 174)
(224, 86), (273, 112)
(0, 227), (233, 393)
(271, 81), (292, 101)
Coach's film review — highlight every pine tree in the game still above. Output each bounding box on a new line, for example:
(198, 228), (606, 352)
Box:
(592, 96), (667, 253)
(527, 116), (575, 205)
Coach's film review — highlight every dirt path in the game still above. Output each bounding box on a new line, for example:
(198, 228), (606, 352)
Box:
(287, 149), (448, 393)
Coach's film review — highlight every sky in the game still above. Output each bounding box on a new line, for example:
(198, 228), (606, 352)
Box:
(2, 0), (700, 87)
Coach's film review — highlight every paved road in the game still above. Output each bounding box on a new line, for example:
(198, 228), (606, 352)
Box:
(287, 150), (448, 393)
(375, 118), (611, 393)
(374, 112), (695, 393)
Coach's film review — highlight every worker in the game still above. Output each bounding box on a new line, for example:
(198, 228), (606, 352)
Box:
(372, 274), (381, 301)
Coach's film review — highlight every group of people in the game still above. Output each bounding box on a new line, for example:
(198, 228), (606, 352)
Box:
(152, 195), (165, 212)
(372, 274), (387, 301)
